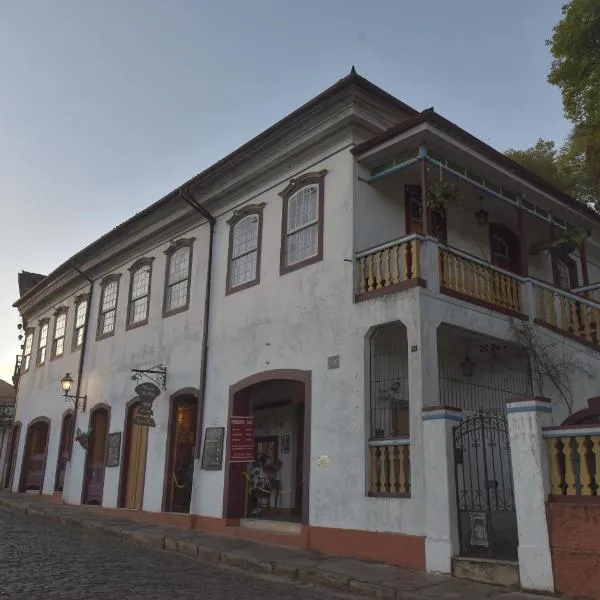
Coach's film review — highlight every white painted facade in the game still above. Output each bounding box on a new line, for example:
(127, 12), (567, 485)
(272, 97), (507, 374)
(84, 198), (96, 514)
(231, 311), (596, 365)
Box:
(6, 71), (600, 590)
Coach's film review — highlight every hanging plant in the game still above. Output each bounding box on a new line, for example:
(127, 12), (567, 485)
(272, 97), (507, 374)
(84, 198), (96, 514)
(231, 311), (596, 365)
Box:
(75, 427), (92, 450)
(427, 181), (457, 214)
(530, 226), (590, 256)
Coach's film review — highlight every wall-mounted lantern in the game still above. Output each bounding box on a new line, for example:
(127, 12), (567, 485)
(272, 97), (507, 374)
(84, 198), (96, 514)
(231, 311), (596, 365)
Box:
(60, 372), (87, 412)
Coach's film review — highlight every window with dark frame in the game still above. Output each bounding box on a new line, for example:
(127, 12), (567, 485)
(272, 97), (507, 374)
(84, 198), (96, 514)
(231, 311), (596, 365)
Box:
(127, 259), (153, 328)
(279, 170), (326, 274)
(37, 321), (49, 365)
(164, 240), (193, 315)
(22, 329), (34, 372)
(52, 309), (67, 358)
(97, 277), (119, 338)
(73, 297), (88, 349)
(226, 204), (264, 294)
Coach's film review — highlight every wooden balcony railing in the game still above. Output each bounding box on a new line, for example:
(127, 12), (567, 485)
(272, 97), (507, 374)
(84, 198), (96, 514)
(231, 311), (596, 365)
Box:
(368, 439), (410, 497)
(357, 236), (422, 297)
(535, 282), (600, 349)
(544, 427), (600, 500)
(439, 247), (523, 315)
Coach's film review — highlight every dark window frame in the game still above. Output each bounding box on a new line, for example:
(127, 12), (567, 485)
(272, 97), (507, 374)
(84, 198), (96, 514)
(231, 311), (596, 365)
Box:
(226, 204), (265, 295)
(72, 294), (89, 352)
(51, 307), (69, 360)
(489, 222), (521, 275)
(96, 274), (121, 341)
(551, 247), (579, 290)
(36, 319), (50, 366)
(163, 238), (195, 318)
(126, 257), (154, 330)
(22, 328), (35, 373)
(279, 170), (327, 275)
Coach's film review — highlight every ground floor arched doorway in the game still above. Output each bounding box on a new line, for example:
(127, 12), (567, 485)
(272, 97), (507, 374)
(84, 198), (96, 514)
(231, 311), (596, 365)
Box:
(163, 394), (198, 513)
(119, 400), (149, 510)
(223, 370), (311, 525)
(83, 405), (110, 505)
(54, 410), (73, 492)
(19, 418), (50, 493)
(3, 422), (21, 490)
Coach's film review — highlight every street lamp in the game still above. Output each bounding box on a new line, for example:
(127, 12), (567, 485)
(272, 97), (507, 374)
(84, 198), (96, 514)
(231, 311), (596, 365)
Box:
(60, 373), (87, 412)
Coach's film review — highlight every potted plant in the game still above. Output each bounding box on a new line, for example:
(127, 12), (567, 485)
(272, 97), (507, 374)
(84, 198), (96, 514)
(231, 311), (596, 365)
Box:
(530, 226), (590, 256)
(427, 181), (457, 214)
(75, 427), (92, 450)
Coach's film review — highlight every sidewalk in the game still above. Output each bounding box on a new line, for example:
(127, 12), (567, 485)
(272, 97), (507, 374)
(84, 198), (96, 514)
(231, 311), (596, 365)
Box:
(0, 492), (548, 600)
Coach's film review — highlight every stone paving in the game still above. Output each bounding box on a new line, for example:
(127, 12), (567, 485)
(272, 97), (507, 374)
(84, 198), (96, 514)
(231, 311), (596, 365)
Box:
(0, 492), (553, 600)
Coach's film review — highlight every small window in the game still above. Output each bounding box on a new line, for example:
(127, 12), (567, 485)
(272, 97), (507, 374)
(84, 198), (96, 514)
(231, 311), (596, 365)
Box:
(73, 297), (88, 349)
(97, 276), (120, 339)
(127, 259), (153, 328)
(52, 309), (67, 358)
(164, 239), (194, 316)
(22, 330), (34, 372)
(279, 171), (327, 274)
(37, 321), (49, 365)
(226, 205), (264, 294)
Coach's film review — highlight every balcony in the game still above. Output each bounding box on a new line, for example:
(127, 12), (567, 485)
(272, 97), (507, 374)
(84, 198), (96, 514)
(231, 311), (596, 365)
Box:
(355, 235), (600, 352)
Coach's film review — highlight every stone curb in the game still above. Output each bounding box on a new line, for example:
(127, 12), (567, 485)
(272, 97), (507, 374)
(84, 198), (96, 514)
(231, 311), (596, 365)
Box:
(0, 496), (409, 599)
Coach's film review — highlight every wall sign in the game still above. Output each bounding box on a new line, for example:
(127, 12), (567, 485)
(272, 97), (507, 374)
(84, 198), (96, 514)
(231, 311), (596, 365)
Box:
(132, 382), (160, 427)
(201, 427), (225, 470)
(229, 416), (254, 463)
(106, 432), (122, 468)
(280, 434), (290, 454)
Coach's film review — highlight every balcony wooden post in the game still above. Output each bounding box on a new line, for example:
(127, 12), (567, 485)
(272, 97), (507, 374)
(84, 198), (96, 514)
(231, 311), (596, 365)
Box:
(580, 240), (590, 286)
(419, 145), (429, 236)
(517, 199), (529, 277)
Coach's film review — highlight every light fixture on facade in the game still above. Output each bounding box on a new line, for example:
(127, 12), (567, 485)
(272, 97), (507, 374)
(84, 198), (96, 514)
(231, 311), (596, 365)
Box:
(475, 196), (489, 227)
(460, 356), (475, 378)
(60, 372), (87, 412)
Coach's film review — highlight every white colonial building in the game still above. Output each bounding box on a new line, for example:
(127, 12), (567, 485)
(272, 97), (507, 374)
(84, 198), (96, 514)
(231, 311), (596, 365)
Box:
(5, 69), (600, 592)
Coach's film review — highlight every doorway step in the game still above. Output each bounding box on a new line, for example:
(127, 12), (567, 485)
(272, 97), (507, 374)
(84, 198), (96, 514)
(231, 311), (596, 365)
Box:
(452, 556), (519, 587)
(239, 518), (301, 536)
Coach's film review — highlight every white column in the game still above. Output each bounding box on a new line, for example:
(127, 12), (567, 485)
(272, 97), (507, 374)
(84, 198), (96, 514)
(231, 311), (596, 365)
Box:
(506, 397), (554, 593)
(423, 406), (462, 574)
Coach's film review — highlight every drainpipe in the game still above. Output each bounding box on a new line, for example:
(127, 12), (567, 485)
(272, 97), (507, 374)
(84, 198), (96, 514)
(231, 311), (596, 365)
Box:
(180, 189), (216, 458)
(68, 263), (94, 461)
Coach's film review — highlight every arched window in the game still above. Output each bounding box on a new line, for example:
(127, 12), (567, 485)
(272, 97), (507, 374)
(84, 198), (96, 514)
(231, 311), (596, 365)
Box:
(226, 204), (264, 294)
(279, 171), (327, 274)
(127, 258), (153, 328)
(164, 239), (194, 316)
(52, 308), (68, 358)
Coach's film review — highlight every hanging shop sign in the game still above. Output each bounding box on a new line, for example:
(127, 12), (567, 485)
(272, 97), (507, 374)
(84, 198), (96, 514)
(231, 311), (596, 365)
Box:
(106, 432), (122, 467)
(201, 427), (225, 470)
(132, 382), (161, 427)
(229, 416), (254, 463)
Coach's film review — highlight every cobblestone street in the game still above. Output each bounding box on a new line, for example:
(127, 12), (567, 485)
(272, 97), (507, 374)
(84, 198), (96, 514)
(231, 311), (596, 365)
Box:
(0, 505), (349, 600)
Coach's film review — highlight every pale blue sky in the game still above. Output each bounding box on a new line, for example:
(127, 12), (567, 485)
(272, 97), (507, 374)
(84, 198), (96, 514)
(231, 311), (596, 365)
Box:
(0, 0), (569, 383)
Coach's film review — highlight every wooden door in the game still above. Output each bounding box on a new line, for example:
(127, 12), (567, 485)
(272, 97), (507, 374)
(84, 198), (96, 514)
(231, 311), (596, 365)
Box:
(405, 184), (447, 242)
(55, 412), (73, 492)
(84, 409), (108, 504)
(3, 424), (20, 489)
(21, 421), (49, 492)
(489, 223), (521, 274)
(293, 403), (305, 518)
(165, 398), (197, 513)
(122, 403), (148, 510)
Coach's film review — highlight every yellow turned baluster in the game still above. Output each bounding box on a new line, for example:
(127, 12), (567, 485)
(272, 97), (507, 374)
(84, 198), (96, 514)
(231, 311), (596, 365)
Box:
(549, 291), (558, 327)
(402, 244), (410, 282)
(369, 447), (378, 494)
(383, 249), (391, 287)
(564, 438), (577, 495)
(439, 250), (448, 287)
(570, 300), (581, 336)
(577, 437), (592, 496)
(359, 257), (366, 294)
(464, 261), (475, 297)
(560, 296), (568, 331)
(499, 274), (509, 308)
(446, 253), (457, 291)
(411, 239), (421, 279)
(583, 306), (593, 343)
(375, 252), (383, 289)
(382, 447), (391, 493)
(367, 255), (375, 292)
(389, 445), (398, 495)
(595, 438), (600, 496)
(537, 287), (547, 322)
(391, 246), (400, 285)
(547, 438), (563, 496)
(514, 281), (523, 312)
(402, 445), (411, 495)
(504, 277), (514, 311)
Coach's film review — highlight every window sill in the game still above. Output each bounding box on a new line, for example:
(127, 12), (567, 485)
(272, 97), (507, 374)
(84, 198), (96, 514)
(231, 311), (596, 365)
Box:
(126, 318), (149, 331)
(226, 278), (260, 296)
(280, 252), (323, 276)
(163, 304), (189, 319)
(96, 331), (115, 342)
(367, 492), (410, 499)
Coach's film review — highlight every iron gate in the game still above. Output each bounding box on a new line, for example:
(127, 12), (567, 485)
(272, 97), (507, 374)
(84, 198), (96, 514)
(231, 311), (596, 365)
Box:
(453, 412), (518, 561)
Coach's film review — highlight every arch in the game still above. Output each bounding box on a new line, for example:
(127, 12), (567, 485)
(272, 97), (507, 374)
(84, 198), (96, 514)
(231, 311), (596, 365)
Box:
(3, 421), (21, 490)
(162, 390), (200, 513)
(82, 404), (111, 505)
(19, 416), (51, 493)
(118, 398), (149, 510)
(223, 369), (311, 524)
(54, 409), (74, 492)
(562, 397), (600, 425)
